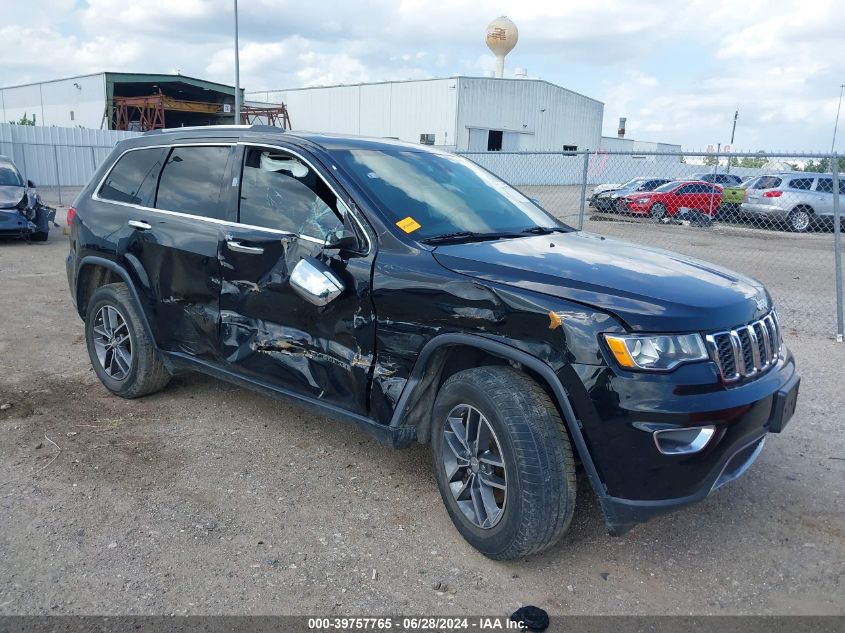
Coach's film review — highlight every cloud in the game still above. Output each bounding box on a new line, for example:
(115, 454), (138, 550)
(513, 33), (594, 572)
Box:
(0, 0), (841, 150)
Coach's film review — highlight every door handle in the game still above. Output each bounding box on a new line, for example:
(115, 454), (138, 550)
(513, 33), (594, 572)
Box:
(128, 220), (152, 230)
(227, 240), (264, 255)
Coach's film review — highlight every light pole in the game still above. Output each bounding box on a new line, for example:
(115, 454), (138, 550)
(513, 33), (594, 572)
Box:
(233, 0), (241, 124)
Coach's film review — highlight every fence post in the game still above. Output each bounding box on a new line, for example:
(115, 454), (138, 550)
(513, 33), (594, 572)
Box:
(53, 144), (63, 206)
(833, 152), (843, 342)
(577, 151), (590, 230)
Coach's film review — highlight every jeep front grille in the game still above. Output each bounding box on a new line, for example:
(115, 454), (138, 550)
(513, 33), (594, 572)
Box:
(705, 312), (781, 382)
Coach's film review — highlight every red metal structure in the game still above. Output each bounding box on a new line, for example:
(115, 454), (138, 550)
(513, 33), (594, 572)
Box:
(239, 105), (292, 129)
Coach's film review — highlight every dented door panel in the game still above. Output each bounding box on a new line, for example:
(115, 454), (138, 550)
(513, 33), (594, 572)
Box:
(218, 228), (375, 415)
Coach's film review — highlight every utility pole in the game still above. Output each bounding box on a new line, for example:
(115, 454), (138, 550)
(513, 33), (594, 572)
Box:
(233, 0), (241, 124)
(726, 109), (738, 173)
(831, 84), (844, 172)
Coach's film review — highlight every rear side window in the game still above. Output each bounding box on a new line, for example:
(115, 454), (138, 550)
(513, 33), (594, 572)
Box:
(155, 146), (231, 219)
(99, 148), (167, 207)
(753, 176), (782, 190)
(789, 178), (813, 191)
(816, 178), (834, 194)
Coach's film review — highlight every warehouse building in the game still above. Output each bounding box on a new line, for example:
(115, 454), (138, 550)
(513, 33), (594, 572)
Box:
(247, 76), (605, 153)
(0, 72), (245, 130)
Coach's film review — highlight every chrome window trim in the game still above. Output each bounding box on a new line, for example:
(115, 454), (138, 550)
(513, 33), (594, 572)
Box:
(91, 140), (372, 253)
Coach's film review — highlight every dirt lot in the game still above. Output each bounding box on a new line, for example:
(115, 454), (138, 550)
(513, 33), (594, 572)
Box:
(1, 211), (844, 617)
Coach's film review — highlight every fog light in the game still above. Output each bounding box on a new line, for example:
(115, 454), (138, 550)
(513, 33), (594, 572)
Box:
(652, 425), (715, 455)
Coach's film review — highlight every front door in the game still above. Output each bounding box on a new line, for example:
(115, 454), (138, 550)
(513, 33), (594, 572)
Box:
(217, 144), (375, 416)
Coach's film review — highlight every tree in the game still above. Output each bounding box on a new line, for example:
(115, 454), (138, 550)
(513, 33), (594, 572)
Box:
(10, 112), (36, 125)
(702, 154), (719, 166)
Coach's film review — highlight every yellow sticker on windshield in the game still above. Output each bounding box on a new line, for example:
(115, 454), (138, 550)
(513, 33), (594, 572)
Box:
(396, 216), (422, 233)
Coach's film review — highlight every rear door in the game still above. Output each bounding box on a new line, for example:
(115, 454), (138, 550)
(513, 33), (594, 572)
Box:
(814, 177), (835, 217)
(99, 143), (236, 360)
(217, 143), (376, 416)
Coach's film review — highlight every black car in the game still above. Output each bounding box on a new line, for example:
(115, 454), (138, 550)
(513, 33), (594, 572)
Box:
(0, 155), (54, 241)
(66, 126), (800, 560)
(590, 178), (671, 211)
(690, 172), (744, 187)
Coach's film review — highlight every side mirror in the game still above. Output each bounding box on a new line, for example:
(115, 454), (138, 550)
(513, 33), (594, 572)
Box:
(325, 229), (359, 252)
(290, 257), (345, 306)
(27, 179), (36, 189)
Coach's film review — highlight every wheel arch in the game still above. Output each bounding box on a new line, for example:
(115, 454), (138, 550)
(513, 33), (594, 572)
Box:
(75, 256), (159, 352)
(389, 333), (607, 501)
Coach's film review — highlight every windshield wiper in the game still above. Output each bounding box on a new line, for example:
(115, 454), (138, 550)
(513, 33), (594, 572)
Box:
(421, 230), (524, 245)
(518, 226), (569, 235)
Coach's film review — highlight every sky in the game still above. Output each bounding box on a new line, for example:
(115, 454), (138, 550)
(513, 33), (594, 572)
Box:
(0, 0), (842, 151)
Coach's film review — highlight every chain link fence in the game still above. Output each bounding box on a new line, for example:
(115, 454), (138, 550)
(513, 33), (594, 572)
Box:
(462, 150), (844, 339)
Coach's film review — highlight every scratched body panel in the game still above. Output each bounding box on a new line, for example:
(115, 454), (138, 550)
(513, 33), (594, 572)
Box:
(368, 247), (617, 423)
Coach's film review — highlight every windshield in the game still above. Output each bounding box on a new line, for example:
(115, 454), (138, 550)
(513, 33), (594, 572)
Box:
(331, 149), (567, 241)
(654, 181), (680, 192)
(0, 165), (23, 187)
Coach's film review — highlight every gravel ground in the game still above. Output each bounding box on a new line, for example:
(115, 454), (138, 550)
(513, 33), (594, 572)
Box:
(0, 209), (843, 617)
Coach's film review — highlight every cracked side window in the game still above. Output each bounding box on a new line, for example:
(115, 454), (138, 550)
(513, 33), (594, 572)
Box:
(238, 147), (343, 241)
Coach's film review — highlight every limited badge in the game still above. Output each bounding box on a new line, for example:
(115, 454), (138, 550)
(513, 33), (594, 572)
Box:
(396, 216), (422, 234)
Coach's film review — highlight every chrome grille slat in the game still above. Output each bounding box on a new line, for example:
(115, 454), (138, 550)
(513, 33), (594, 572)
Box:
(705, 311), (782, 383)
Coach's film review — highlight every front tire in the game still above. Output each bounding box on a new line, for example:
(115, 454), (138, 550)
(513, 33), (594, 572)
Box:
(431, 366), (576, 560)
(85, 283), (170, 398)
(649, 202), (667, 220)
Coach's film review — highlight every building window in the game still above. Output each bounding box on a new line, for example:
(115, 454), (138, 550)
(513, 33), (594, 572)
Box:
(419, 133), (435, 145)
(70, 110), (75, 121)
(562, 145), (577, 152)
(487, 130), (503, 151)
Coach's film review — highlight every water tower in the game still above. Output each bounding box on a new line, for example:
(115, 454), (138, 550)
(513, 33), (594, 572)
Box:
(486, 16), (518, 78)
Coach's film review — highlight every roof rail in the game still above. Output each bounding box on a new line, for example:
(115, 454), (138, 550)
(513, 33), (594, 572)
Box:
(142, 124), (285, 136)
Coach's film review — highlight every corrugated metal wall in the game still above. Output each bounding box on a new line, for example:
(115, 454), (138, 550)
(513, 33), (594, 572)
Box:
(0, 123), (139, 186)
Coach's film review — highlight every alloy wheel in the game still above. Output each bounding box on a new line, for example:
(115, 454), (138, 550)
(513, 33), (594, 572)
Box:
(441, 404), (508, 529)
(92, 305), (133, 381)
(790, 209), (810, 232)
(650, 203), (667, 220)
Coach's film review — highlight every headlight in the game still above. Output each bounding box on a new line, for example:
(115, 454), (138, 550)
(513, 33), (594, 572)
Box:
(603, 333), (708, 371)
(635, 197), (651, 203)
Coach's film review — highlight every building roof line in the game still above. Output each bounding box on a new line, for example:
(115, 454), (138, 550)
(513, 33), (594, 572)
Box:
(248, 75), (605, 106)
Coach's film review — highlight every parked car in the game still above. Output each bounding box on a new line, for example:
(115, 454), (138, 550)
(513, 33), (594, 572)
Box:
(590, 178), (672, 211)
(0, 155), (55, 241)
(740, 172), (844, 232)
(66, 126), (800, 560)
(718, 176), (758, 220)
(589, 182), (623, 201)
(690, 172), (744, 187)
(618, 180), (723, 218)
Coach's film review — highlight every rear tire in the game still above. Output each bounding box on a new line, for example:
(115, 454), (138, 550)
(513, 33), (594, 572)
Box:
(85, 283), (170, 399)
(431, 366), (577, 560)
(787, 207), (812, 232)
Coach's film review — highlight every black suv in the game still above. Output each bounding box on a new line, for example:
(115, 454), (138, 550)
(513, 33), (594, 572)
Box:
(66, 126), (800, 560)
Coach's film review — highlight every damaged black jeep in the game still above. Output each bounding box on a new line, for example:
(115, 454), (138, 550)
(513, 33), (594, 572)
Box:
(66, 126), (800, 560)
(0, 155), (55, 242)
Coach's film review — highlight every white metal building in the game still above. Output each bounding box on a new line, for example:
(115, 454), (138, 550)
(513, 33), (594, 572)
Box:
(598, 135), (681, 157)
(1, 72), (241, 130)
(247, 76), (604, 152)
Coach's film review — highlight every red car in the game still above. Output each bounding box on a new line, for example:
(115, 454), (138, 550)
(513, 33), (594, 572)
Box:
(617, 180), (723, 219)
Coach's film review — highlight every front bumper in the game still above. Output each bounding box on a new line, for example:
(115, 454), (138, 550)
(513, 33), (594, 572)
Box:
(0, 210), (35, 239)
(562, 349), (799, 534)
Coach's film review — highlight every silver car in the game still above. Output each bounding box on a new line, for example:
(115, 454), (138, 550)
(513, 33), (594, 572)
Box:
(740, 172), (843, 232)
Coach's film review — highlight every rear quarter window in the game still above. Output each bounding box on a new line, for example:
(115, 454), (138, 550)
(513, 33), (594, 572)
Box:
(98, 147), (168, 207)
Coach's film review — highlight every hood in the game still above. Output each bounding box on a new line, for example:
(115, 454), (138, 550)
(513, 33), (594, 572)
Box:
(432, 232), (769, 332)
(593, 183), (621, 195)
(0, 185), (25, 209)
